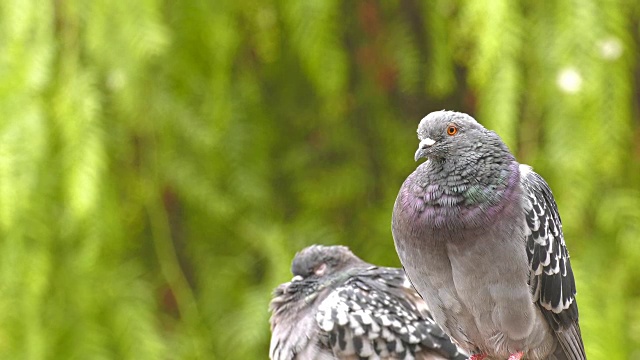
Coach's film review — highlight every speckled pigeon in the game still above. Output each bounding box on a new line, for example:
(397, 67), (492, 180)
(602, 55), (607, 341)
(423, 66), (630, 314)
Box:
(391, 111), (586, 360)
(269, 244), (469, 360)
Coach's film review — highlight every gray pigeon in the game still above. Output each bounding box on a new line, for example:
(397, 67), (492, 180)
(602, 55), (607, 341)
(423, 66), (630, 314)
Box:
(391, 111), (586, 360)
(269, 244), (469, 360)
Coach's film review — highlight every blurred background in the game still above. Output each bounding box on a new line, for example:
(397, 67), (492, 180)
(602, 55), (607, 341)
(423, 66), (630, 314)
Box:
(0, 0), (639, 359)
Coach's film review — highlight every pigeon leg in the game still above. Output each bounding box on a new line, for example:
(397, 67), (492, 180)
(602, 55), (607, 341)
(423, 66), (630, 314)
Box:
(469, 355), (487, 360)
(507, 352), (524, 360)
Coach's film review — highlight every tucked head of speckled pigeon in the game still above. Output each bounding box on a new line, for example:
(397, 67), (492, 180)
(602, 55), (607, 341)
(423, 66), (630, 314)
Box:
(290, 245), (364, 279)
(414, 110), (502, 162)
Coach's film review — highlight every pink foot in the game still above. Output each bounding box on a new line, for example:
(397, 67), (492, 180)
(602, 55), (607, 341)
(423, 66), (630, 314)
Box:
(507, 352), (524, 360)
(469, 355), (487, 360)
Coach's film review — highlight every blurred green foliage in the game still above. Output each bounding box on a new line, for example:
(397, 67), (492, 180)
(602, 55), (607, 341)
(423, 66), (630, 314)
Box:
(0, 0), (639, 359)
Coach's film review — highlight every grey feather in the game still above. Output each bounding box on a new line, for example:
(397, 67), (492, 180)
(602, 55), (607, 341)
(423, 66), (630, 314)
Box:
(269, 244), (469, 360)
(391, 111), (586, 360)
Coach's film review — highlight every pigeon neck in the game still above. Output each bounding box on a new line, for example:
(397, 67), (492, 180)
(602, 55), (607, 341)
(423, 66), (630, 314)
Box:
(414, 154), (520, 216)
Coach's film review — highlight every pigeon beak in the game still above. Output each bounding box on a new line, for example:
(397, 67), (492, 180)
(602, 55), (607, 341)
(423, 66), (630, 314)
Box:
(414, 138), (436, 161)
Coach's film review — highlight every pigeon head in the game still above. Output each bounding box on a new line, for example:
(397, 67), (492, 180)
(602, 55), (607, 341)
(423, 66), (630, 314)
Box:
(290, 245), (364, 280)
(414, 110), (495, 162)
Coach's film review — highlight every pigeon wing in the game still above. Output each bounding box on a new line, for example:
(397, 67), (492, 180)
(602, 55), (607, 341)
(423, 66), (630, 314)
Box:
(316, 267), (467, 360)
(521, 166), (586, 360)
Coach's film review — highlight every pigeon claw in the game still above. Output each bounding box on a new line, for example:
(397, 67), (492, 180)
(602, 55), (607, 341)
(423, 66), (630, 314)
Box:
(469, 354), (487, 360)
(507, 351), (524, 360)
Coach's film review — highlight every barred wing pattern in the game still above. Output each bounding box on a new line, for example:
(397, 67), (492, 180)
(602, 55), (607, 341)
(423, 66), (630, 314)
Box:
(315, 267), (466, 360)
(521, 165), (586, 360)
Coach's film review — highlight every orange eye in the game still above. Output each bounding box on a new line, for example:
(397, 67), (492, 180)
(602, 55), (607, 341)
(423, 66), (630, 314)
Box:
(447, 125), (458, 136)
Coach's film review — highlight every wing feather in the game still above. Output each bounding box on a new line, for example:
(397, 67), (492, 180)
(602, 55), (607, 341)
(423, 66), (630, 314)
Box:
(520, 165), (586, 360)
(316, 267), (467, 360)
